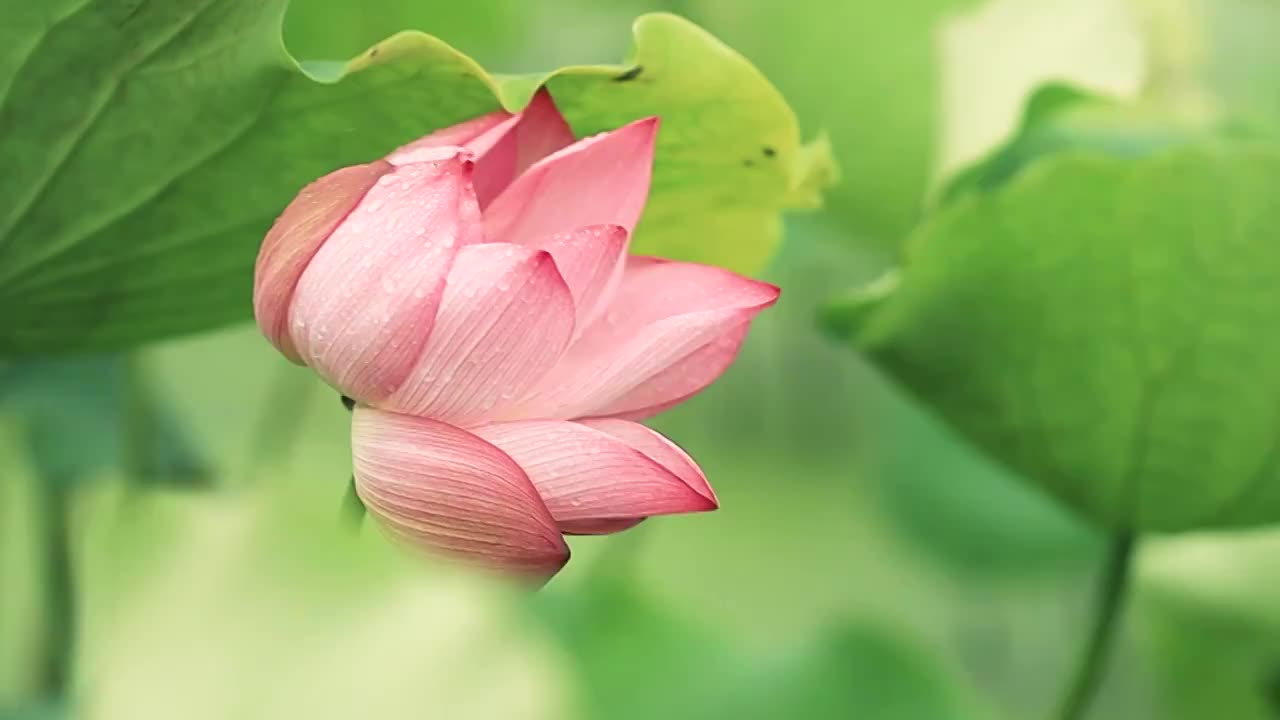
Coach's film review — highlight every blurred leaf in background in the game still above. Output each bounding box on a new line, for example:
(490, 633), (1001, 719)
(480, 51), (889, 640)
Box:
(721, 625), (994, 720)
(75, 484), (571, 720)
(0, 358), (208, 489)
(934, 0), (1146, 182)
(283, 0), (526, 62)
(1139, 529), (1280, 720)
(936, 84), (1207, 206)
(543, 563), (994, 720)
(0, 424), (46, 706)
(687, 0), (977, 249)
(1146, 0), (1280, 125)
(540, 571), (746, 720)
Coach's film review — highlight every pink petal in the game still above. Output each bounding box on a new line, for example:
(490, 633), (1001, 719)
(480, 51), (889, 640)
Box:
(483, 117), (658, 246)
(288, 151), (482, 404)
(471, 420), (716, 534)
(577, 418), (717, 503)
(352, 407), (569, 580)
(506, 257), (779, 420)
(383, 244), (575, 426)
(520, 224), (628, 330)
(387, 112), (511, 164)
(253, 160), (391, 363)
(592, 318), (752, 421)
(559, 518), (645, 535)
(390, 90), (574, 208)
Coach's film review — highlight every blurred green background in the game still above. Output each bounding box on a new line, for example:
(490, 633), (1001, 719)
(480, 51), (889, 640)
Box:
(4, 0), (1280, 718)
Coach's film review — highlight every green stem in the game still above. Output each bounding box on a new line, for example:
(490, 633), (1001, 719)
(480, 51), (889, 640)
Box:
(342, 475), (366, 529)
(338, 395), (365, 529)
(36, 482), (74, 700)
(1052, 532), (1136, 720)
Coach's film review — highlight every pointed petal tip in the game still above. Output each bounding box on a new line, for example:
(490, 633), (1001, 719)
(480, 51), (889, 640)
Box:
(671, 466), (718, 513)
(757, 280), (782, 306)
(619, 115), (661, 145)
(386, 144), (477, 173)
(524, 86), (563, 114)
(690, 481), (719, 511)
(516, 534), (572, 586)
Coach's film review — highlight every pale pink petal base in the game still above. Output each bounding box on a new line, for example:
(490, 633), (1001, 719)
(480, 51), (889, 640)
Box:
(384, 244), (575, 426)
(352, 408), (569, 579)
(472, 420), (716, 533)
(287, 153), (482, 404)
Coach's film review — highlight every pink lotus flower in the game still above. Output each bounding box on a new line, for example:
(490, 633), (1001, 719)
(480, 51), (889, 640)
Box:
(253, 90), (779, 579)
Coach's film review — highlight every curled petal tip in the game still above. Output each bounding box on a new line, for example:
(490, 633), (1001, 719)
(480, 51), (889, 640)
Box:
(635, 115), (661, 132)
(757, 281), (782, 306)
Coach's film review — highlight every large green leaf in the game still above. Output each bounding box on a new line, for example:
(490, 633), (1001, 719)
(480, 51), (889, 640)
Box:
(870, 373), (1101, 576)
(282, 0), (527, 63)
(825, 142), (1280, 532)
(0, 4), (830, 355)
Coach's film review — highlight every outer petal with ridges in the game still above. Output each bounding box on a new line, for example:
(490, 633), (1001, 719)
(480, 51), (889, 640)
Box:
(384, 244), (575, 426)
(352, 407), (569, 579)
(472, 420), (716, 534)
(287, 152), (481, 404)
(253, 160), (391, 363)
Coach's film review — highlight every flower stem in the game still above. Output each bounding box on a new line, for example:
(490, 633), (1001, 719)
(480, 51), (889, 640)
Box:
(342, 475), (366, 529)
(1052, 531), (1136, 720)
(338, 394), (365, 528)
